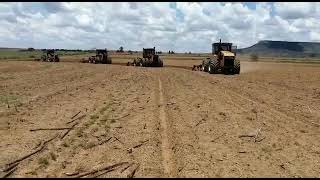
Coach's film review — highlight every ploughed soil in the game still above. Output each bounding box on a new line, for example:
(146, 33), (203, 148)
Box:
(0, 58), (319, 177)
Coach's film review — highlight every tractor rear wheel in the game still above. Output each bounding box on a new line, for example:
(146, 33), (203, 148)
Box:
(55, 56), (59, 62)
(203, 59), (210, 72)
(107, 57), (112, 64)
(205, 64), (209, 72)
(234, 59), (240, 74)
(208, 64), (213, 74)
(208, 59), (219, 74)
(138, 58), (143, 67)
(159, 58), (163, 67)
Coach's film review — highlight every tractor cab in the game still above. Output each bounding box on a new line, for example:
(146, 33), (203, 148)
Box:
(143, 47), (156, 59)
(127, 47), (162, 67)
(95, 49), (108, 59)
(46, 49), (55, 56)
(88, 49), (112, 64)
(212, 42), (233, 55)
(96, 49), (108, 56)
(40, 49), (59, 62)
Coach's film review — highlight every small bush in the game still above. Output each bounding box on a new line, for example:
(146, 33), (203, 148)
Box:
(250, 54), (259, 62)
(90, 114), (99, 120)
(62, 141), (69, 147)
(309, 53), (317, 58)
(84, 141), (96, 149)
(49, 152), (57, 161)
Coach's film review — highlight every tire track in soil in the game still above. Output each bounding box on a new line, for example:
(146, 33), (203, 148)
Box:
(188, 69), (320, 177)
(158, 77), (176, 177)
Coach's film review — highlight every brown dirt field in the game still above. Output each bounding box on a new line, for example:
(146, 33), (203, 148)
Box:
(0, 57), (319, 178)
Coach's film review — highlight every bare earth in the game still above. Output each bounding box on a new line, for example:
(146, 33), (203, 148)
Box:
(0, 58), (319, 178)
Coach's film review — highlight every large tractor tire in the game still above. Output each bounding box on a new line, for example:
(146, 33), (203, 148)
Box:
(54, 55), (59, 62)
(138, 58), (144, 67)
(106, 57), (112, 64)
(158, 57), (163, 67)
(208, 59), (219, 74)
(160, 60), (163, 67)
(41, 55), (46, 62)
(234, 59), (240, 74)
(204, 64), (209, 72)
(109, 57), (112, 64)
(201, 60), (208, 72)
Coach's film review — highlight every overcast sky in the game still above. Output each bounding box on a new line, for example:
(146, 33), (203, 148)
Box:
(0, 2), (320, 52)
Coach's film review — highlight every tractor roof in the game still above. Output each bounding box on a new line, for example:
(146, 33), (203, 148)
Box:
(143, 48), (155, 50)
(96, 49), (107, 52)
(46, 49), (55, 53)
(213, 42), (232, 46)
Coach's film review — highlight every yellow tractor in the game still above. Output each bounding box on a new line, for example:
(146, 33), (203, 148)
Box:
(88, 49), (112, 64)
(203, 39), (240, 74)
(127, 47), (163, 67)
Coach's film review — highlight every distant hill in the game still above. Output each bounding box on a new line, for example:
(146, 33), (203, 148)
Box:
(0, 47), (25, 51)
(237, 40), (320, 58)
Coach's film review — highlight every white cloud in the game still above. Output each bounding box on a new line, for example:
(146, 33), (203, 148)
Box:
(274, 2), (317, 20)
(0, 2), (319, 52)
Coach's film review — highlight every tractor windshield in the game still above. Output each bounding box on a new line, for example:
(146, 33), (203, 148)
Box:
(96, 50), (107, 55)
(219, 45), (231, 51)
(143, 49), (155, 58)
(213, 43), (232, 54)
(47, 50), (55, 56)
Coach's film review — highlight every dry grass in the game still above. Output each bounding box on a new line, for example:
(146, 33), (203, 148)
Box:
(38, 157), (49, 167)
(90, 114), (99, 120)
(49, 152), (57, 161)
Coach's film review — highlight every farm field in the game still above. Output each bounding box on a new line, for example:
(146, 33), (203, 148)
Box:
(0, 56), (320, 178)
(0, 49), (90, 61)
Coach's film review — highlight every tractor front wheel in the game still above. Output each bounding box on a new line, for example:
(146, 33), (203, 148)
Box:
(234, 59), (240, 74)
(159, 59), (163, 67)
(55, 56), (59, 62)
(201, 65), (205, 71)
(208, 59), (219, 74)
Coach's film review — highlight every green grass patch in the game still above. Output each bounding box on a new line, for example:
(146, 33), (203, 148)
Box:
(104, 124), (110, 132)
(84, 141), (96, 149)
(0, 75), (15, 81)
(0, 49), (91, 60)
(26, 170), (37, 175)
(84, 119), (95, 127)
(62, 141), (69, 147)
(49, 152), (57, 161)
(99, 106), (109, 114)
(0, 95), (21, 106)
(38, 157), (49, 167)
(99, 113), (111, 126)
(90, 114), (99, 120)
